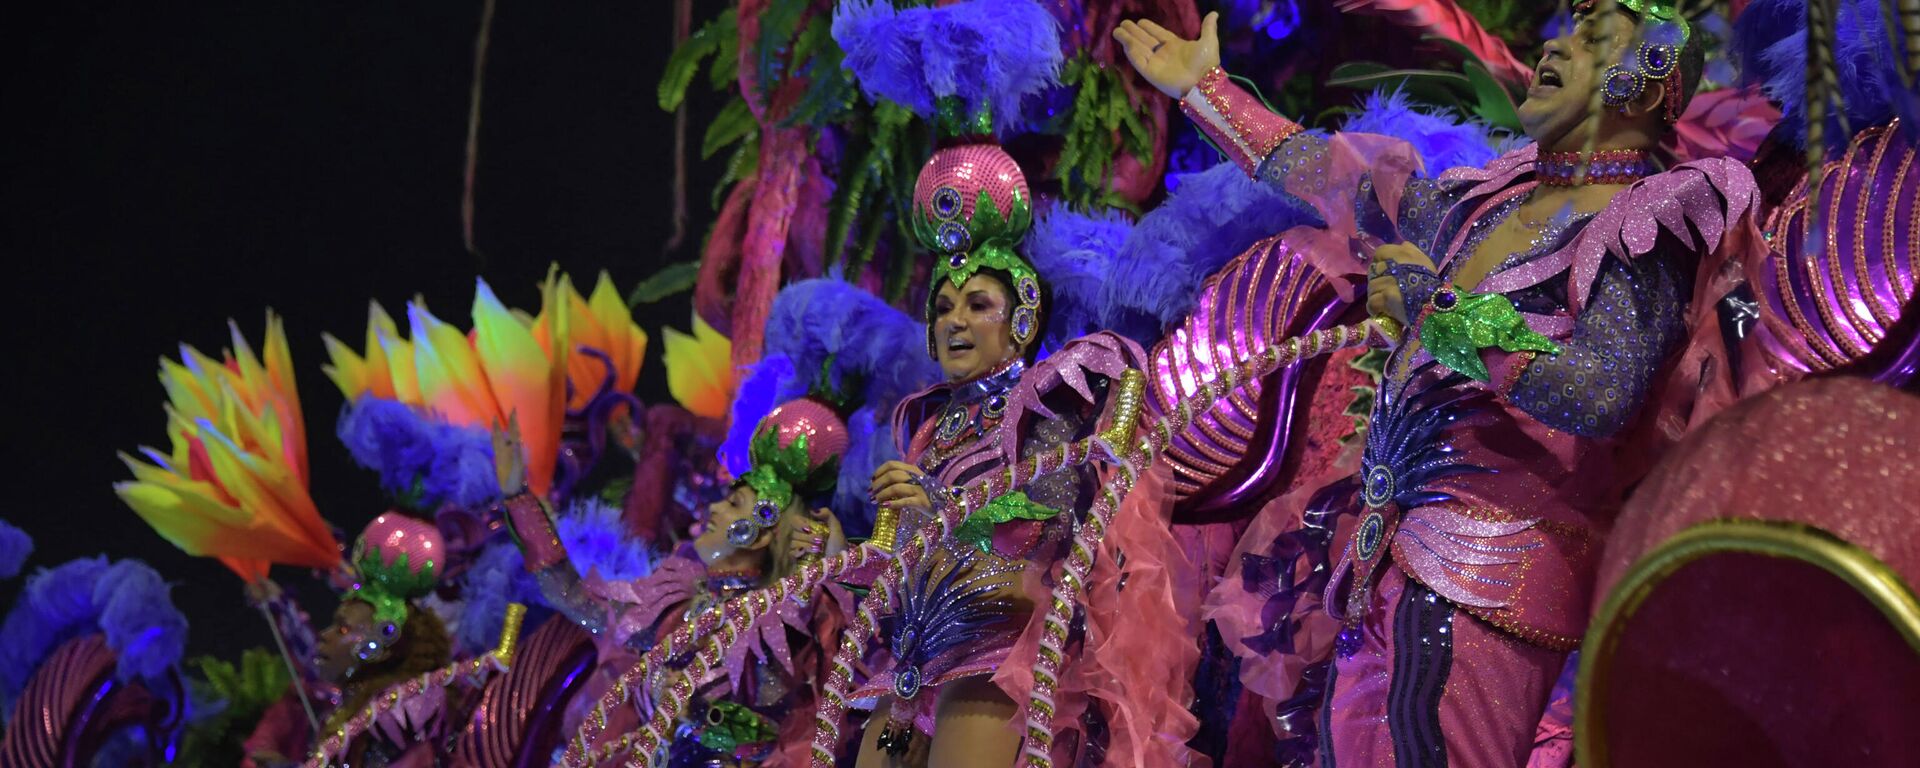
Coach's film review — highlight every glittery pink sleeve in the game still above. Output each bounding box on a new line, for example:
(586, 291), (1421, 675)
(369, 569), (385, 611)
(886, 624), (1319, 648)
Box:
(503, 493), (568, 572)
(1178, 67), (1303, 175)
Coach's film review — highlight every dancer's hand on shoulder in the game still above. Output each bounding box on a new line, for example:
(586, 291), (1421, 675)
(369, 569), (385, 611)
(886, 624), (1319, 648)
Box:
(1113, 12), (1220, 98)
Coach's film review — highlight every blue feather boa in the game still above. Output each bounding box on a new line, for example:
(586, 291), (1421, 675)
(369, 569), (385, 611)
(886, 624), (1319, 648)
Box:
(1735, 0), (1920, 149)
(337, 396), (500, 512)
(0, 518), (29, 581)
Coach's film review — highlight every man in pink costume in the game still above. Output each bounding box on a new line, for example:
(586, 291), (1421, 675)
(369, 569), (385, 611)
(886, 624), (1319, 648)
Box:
(1118, 1), (1761, 764)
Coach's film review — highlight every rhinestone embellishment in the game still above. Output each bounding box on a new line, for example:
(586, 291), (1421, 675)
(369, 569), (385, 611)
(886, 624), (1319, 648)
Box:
(1362, 465), (1395, 509)
(1356, 511), (1385, 560)
(937, 222), (970, 254)
(894, 664), (923, 700)
(931, 187), (962, 220)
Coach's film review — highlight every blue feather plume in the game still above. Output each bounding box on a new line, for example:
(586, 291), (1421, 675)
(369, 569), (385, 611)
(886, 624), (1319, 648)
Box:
(833, 0), (1063, 132)
(1024, 205), (1134, 348)
(723, 353), (796, 478)
(558, 499), (657, 583)
(453, 542), (547, 657)
(1735, 0), (1920, 149)
(1027, 162), (1323, 347)
(1341, 89), (1512, 174)
(725, 279), (940, 527)
(0, 557), (187, 718)
(832, 406), (897, 538)
(0, 519), (29, 580)
(338, 397), (500, 511)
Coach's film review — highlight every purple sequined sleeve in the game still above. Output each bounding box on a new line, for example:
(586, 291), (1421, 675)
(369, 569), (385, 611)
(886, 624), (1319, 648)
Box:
(1388, 262), (1443, 322)
(1356, 175), (1462, 253)
(1503, 248), (1691, 437)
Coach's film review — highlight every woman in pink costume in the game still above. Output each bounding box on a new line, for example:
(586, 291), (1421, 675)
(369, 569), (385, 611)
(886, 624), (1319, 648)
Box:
(839, 138), (1164, 767)
(1118, 1), (1763, 764)
(512, 398), (855, 766)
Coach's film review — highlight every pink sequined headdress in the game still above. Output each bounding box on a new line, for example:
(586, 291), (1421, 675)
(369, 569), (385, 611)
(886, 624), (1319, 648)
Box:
(911, 128), (1043, 353)
(740, 398), (848, 513)
(349, 513), (445, 628)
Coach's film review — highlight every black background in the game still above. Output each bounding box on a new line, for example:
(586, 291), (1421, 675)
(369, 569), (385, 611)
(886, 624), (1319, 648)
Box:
(4, 2), (726, 661)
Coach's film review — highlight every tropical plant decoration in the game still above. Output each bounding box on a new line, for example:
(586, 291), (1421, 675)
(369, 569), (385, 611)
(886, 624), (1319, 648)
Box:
(115, 314), (341, 583)
(320, 270), (570, 497)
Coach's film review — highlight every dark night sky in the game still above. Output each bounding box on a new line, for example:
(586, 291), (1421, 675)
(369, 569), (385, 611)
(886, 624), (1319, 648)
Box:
(4, 2), (726, 660)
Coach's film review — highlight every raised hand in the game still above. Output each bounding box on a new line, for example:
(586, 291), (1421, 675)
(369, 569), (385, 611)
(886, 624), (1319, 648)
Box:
(1112, 12), (1221, 99)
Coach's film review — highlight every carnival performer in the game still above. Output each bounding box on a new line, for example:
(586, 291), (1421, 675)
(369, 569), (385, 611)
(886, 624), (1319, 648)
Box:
(308, 513), (452, 767)
(1118, 1), (1764, 763)
(503, 421), (851, 767)
(790, 4), (1213, 766)
(843, 142), (1151, 767)
(550, 277), (947, 768)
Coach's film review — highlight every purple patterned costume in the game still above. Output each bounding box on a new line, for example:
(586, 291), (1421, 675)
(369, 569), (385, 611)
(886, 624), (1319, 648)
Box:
(852, 338), (1135, 737)
(1182, 67), (1762, 765)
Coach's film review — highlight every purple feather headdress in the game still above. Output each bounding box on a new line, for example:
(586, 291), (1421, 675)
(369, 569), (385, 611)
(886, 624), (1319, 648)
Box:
(0, 519), (29, 580)
(337, 396), (500, 512)
(1025, 161), (1321, 348)
(452, 542), (547, 657)
(1734, 0), (1920, 149)
(833, 0), (1064, 132)
(723, 279), (940, 533)
(0, 557), (187, 718)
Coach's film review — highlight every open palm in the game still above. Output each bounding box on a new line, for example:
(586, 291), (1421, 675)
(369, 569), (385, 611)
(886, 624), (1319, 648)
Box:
(1112, 12), (1220, 99)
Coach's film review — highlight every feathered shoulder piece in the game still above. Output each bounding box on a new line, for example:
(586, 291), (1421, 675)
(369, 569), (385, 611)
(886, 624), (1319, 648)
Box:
(832, 0), (1063, 133)
(1562, 158), (1763, 307)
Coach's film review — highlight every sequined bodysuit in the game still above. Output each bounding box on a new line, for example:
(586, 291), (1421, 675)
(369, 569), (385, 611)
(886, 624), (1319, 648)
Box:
(853, 355), (1106, 736)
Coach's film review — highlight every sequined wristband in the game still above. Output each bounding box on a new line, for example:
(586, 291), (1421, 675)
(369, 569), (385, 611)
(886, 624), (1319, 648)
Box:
(1488, 350), (1538, 396)
(1179, 67), (1304, 175)
(1389, 263), (1442, 324)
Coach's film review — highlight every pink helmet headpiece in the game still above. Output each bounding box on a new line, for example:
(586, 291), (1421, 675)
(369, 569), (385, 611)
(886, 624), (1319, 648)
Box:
(348, 513), (444, 629)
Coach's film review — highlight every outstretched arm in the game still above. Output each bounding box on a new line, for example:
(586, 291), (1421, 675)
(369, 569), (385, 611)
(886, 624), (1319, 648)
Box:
(1116, 14), (1448, 255)
(1115, 14), (1303, 175)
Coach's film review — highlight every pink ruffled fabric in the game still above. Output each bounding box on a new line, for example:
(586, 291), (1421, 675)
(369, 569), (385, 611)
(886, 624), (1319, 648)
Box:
(1524, 652), (1578, 768)
(1202, 343), (1370, 737)
(1077, 464), (1207, 767)
(1276, 133), (1426, 301)
(1202, 444), (1359, 713)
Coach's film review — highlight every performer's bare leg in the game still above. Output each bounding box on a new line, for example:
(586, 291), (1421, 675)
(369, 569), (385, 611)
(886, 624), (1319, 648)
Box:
(856, 697), (929, 768)
(927, 676), (1020, 768)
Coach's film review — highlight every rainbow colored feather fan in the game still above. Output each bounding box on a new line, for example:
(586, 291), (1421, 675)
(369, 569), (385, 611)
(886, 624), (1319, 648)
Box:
(115, 312), (340, 583)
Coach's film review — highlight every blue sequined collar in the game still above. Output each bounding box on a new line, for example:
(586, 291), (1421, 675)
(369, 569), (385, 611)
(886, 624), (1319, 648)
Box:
(946, 358), (1025, 406)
